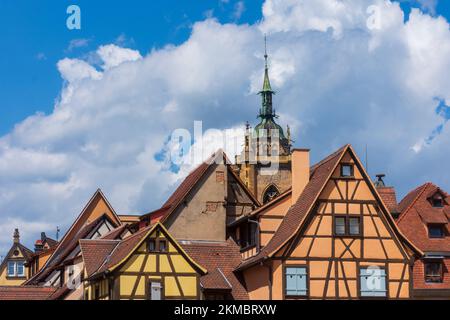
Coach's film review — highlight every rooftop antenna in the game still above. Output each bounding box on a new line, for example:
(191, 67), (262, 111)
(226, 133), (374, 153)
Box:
(56, 226), (60, 241)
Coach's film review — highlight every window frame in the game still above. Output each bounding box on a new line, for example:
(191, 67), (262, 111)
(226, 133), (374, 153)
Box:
(428, 224), (445, 239)
(424, 262), (443, 283)
(340, 163), (355, 178)
(333, 215), (362, 237)
(147, 239), (156, 252)
(16, 261), (25, 277)
(7, 261), (16, 277)
(148, 280), (164, 300)
(359, 266), (387, 298)
(158, 239), (167, 253)
(284, 265), (309, 298)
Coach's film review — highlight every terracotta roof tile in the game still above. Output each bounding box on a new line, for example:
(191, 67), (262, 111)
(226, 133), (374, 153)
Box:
(0, 286), (58, 300)
(182, 239), (249, 300)
(79, 239), (120, 277)
(398, 183), (450, 252)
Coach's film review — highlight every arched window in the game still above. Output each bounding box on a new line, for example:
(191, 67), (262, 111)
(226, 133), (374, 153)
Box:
(263, 185), (280, 204)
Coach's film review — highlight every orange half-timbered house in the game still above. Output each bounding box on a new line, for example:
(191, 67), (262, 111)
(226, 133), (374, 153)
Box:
(234, 145), (422, 300)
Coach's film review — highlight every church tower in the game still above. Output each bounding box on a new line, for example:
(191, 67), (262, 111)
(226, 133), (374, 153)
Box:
(235, 37), (292, 204)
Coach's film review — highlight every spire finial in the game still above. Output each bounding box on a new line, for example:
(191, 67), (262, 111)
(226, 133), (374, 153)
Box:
(264, 34), (268, 68)
(13, 228), (20, 244)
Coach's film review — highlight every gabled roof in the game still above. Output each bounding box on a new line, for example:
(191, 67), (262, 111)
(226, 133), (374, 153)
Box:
(182, 239), (248, 300)
(141, 150), (260, 224)
(397, 183), (450, 252)
(0, 286), (58, 300)
(86, 222), (206, 279)
(237, 144), (422, 271)
(0, 242), (34, 275)
(27, 189), (122, 284)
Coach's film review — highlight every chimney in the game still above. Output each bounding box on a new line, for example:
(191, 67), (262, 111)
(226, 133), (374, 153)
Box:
(292, 149), (310, 204)
(13, 228), (20, 244)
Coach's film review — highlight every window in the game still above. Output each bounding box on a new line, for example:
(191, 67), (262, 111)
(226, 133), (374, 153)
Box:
(285, 267), (308, 297)
(349, 217), (361, 235)
(432, 198), (443, 208)
(428, 224), (445, 238)
(335, 217), (346, 236)
(341, 164), (354, 177)
(360, 267), (387, 297)
(334, 216), (361, 236)
(239, 222), (257, 249)
(147, 239), (156, 252)
(263, 185), (280, 204)
(7, 261), (15, 276)
(16, 261), (24, 276)
(6, 260), (25, 277)
(425, 262), (443, 283)
(159, 240), (167, 252)
(149, 282), (163, 300)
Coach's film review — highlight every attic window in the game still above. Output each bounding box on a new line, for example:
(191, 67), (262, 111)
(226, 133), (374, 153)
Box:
(147, 239), (156, 252)
(159, 240), (167, 253)
(428, 224), (445, 238)
(341, 164), (354, 178)
(432, 196), (444, 208)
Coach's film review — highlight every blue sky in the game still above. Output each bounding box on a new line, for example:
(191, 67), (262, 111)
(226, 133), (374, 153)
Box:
(1, 0), (450, 253)
(0, 0), (263, 135)
(1, 0), (449, 135)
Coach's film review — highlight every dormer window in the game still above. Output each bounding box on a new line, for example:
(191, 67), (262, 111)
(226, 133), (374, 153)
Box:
(432, 197), (444, 208)
(7, 260), (25, 277)
(428, 224), (445, 238)
(341, 164), (354, 178)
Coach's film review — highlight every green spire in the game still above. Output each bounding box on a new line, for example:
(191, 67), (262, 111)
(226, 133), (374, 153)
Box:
(259, 35), (274, 118)
(262, 36), (273, 93)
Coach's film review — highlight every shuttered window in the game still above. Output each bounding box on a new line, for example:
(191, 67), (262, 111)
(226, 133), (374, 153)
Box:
(360, 267), (387, 297)
(285, 267), (307, 296)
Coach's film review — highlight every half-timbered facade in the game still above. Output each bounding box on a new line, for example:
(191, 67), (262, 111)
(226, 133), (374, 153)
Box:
(81, 222), (206, 300)
(235, 145), (422, 299)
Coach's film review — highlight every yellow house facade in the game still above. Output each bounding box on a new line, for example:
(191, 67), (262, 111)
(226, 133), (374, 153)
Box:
(0, 229), (33, 286)
(81, 222), (206, 300)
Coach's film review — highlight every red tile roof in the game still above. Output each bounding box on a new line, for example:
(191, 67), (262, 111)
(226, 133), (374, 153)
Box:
(398, 182), (450, 252)
(79, 239), (120, 277)
(182, 239), (249, 300)
(0, 286), (58, 300)
(377, 186), (399, 214)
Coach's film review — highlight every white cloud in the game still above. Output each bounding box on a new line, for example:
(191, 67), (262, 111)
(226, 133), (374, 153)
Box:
(1, 0), (450, 253)
(96, 44), (142, 70)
